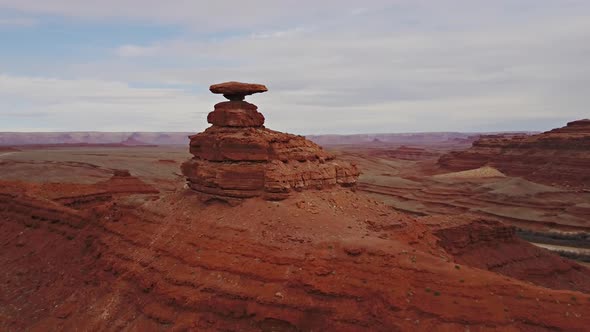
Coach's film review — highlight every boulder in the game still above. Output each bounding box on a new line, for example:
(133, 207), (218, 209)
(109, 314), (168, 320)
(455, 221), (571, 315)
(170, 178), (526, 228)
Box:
(209, 81), (268, 101)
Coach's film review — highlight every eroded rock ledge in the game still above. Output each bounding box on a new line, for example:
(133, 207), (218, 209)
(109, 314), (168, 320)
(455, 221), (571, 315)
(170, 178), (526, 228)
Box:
(438, 119), (590, 189)
(182, 82), (359, 202)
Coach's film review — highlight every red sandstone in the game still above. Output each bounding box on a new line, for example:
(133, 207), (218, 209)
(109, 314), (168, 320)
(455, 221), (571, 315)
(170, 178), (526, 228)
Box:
(0, 86), (588, 331)
(1, 180), (589, 331)
(209, 81), (268, 101)
(182, 81), (360, 202)
(438, 119), (590, 189)
(207, 101), (265, 127)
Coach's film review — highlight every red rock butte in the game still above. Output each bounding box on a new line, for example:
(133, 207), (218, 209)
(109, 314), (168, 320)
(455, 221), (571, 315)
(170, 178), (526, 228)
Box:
(182, 81), (360, 202)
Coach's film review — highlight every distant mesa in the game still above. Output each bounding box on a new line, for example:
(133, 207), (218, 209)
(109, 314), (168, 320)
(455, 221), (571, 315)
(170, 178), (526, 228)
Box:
(0, 132), (193, 146)
(182, 81), (359, 203)
(438, 119), (590, 189)
(549, 119), (590, 134)
(120, 135), (156, 147)
(0, 146), (19, 152)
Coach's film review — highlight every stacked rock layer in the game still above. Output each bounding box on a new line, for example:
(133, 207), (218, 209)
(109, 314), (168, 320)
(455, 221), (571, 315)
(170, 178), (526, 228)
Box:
(438, 119), (590, 189)
(182, 82), (359, 201)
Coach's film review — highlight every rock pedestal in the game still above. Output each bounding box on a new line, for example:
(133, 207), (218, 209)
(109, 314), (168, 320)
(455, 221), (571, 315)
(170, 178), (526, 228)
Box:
(182, 81), (360, 202)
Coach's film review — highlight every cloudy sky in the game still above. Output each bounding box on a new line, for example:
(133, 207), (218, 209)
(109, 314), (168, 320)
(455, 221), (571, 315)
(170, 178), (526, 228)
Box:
(0, 0), (589, 134)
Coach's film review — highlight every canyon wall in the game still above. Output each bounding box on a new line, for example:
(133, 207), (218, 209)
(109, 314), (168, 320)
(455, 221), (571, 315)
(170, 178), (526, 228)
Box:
(438, 120), (590, 188)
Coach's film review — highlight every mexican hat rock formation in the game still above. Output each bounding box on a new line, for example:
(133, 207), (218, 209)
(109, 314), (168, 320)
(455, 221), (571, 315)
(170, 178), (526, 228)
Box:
(181, 81), (360, 202)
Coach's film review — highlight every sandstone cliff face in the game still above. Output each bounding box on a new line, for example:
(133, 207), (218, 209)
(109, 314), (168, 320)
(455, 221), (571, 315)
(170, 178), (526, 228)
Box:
(374, 145), (440, 161)
(182, 82), (359, 202)
(434, 219), (590, 293)
(438, 120), (590, 189)
(2, 182), (590, 331)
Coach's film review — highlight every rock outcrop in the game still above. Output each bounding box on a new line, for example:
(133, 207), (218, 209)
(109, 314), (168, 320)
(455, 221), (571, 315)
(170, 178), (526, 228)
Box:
(438, 119), (590, 189)
(3, 183), (590, 331)
(182, 82), (359, 202)
(434, 219), (590, 293)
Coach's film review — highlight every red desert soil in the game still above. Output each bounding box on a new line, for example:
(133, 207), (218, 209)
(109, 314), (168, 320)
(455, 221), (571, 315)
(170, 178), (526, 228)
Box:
(1, 84), (589, 331)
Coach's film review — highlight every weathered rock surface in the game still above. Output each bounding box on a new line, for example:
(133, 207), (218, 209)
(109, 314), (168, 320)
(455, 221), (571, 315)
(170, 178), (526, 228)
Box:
(188, 127), (332, 162)
(209, 81), (268, 101)
(182, 158), (358, 201)
(372, 145), (441, 161)
(438, 119), (590, 189)
(207, 101), (265, 127)
(433, 218), (590, 293)
(2, 181), (590, 331)
(182, 82), (359, 202)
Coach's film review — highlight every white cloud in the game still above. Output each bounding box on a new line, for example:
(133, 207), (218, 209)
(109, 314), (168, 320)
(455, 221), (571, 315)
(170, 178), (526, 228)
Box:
(77, 8), (590, 132)
(0, 74), (213, 132)
(249, 27), (308, 39)
(0, 0), (393, 30)
(0, 1), (589, 132)
(115, 45), (158, 57)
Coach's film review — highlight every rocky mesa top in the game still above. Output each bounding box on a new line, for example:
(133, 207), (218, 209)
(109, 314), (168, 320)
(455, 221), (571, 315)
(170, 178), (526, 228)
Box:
(209, 81), (268, 101)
